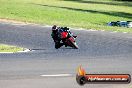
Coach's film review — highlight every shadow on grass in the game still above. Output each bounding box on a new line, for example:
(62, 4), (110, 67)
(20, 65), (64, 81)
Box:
(63, 0), (132, 7)
(32, 3), (132, 19)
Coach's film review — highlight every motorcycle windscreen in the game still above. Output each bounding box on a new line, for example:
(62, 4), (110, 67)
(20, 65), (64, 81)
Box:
(61, 32), (68, 39)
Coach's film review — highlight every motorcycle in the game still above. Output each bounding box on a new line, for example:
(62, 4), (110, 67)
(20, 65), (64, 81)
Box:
(60, 31), (78, 49)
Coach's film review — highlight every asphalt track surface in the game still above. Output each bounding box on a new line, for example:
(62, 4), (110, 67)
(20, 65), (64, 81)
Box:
(0, 22), (132, 88)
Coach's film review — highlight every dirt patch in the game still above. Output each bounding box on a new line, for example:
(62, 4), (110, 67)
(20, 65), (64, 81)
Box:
(0, 18), (32, 25)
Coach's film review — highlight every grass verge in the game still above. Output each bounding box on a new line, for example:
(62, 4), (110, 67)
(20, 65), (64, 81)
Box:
(0, 44), (23, 53)
(0, 0), (132, 32)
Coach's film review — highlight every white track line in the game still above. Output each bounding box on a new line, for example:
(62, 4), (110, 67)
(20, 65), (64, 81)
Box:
(40, 74), (72, 77)
(0, 49), (32, 54)
(18, 49), (32, 52)
(123, 32), (127, 33)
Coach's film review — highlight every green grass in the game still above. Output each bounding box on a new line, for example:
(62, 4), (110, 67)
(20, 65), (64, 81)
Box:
(0, 44), (23, 52)
(0, 0), (132, 32)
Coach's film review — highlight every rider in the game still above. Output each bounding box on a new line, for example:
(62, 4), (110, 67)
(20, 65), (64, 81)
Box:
(51, 25), (76, 49)
(51, 25), (64, 49)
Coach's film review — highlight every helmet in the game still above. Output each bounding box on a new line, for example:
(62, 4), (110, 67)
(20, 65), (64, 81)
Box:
(52, 25), (57, 30)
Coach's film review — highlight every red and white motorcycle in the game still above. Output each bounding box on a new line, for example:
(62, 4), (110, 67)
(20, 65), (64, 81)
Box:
(60, 31), (78, 49)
